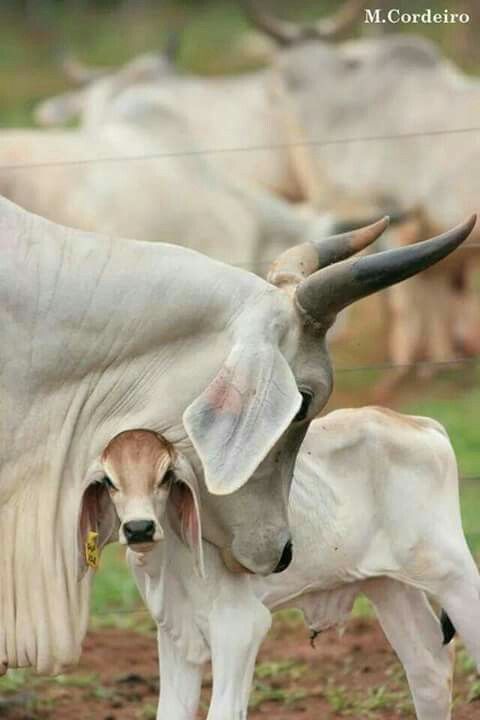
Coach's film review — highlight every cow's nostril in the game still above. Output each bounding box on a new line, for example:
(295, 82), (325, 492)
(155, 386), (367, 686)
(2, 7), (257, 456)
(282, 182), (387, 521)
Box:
(273, 540), (293, 574)
(123, 520), (156, 544)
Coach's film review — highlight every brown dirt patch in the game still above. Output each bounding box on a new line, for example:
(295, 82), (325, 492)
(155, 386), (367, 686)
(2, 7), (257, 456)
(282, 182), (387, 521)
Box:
(1, 616), (479, 719)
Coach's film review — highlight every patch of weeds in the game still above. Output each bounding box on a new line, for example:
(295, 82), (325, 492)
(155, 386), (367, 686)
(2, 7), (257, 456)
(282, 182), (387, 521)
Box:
(457, 647), (477, 676)
(325, 682), (411, 717)
(324, 684), (355, 714)
(0, 669), (31, 693)
(91, 684), (119, 701)
(50, 672), (99, 688)
(249, 682), (308, 709)
(255, 659), (307, 681)
(467, 680), (480, 703)
(137, 703), (157, 720)
(361, 685), (409, 713)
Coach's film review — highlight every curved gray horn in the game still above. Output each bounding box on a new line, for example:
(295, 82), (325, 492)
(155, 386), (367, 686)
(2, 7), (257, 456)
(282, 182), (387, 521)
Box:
(268, 216), (389, 287)
(240, 0), (364, 45)
(313, 0), (366, 40)
(296, 214), (477, 326)
(240, 0), (306, 45)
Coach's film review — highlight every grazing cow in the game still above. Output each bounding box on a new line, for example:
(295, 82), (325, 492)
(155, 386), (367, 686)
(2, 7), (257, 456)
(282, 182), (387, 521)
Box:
(0, 107), (341, 272)
(129, 407), (479, 720)
(34, 51), (177, 128)
(0, 194), (473, 674)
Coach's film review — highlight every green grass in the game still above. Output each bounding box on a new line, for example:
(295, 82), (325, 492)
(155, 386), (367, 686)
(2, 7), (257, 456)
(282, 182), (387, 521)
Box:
(400, 369), (480, 553)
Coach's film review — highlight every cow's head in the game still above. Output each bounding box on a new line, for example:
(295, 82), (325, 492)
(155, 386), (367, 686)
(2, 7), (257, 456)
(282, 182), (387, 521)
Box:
(182, 214), (476, 575)
(79, 430), (204, 577)
(34, 51), (178, 128)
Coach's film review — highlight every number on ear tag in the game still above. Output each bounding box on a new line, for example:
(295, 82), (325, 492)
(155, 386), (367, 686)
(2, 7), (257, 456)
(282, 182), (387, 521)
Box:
(85, 530), (100, 570)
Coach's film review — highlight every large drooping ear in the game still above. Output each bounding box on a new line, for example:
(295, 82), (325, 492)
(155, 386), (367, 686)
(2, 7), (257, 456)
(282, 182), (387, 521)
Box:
(167, 453), (205, 578)
(183, 340), (302, 496)
(77, 483), (119, 579)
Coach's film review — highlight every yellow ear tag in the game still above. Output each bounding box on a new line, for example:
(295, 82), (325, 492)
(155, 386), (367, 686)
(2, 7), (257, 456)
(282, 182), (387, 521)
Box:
(85, 531), (100, 570)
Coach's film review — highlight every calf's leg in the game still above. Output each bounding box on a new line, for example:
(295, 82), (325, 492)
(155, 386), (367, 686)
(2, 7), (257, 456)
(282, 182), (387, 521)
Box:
(157, 626), (203, 720)
(364, 578), (454, 720)
(206, 579), (272, 720)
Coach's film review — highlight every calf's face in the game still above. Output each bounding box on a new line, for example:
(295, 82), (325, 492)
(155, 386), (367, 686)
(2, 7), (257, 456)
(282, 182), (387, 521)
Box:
(101, 430), (174, 552)
(78, 430), (204, 577)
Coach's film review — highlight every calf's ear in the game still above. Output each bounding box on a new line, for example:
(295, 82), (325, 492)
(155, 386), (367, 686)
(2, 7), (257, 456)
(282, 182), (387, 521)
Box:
(168, 454), (205, 577)
(77, 483), (119, 579)
(183, 341), (301, 495)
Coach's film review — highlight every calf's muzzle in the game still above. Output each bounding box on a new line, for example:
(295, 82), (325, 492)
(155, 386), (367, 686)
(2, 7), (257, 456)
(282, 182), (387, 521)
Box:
(123, 519), (156, 545)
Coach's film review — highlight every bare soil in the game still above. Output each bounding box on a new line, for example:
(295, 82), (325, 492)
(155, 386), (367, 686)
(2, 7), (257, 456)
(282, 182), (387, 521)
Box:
(2, 616), (479, 720)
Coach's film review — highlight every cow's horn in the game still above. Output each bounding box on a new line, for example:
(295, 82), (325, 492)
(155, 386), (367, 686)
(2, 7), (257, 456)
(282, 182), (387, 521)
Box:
(295, 215), (477, 327)
(240, 0), (364, 45)
(268, 216), (389, 287)
(313, 0), (366, 40)
(240, 0), (305, 45)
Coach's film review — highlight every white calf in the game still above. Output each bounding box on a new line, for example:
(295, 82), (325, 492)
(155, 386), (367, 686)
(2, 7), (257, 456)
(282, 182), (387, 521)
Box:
(127, 408), (480, 720)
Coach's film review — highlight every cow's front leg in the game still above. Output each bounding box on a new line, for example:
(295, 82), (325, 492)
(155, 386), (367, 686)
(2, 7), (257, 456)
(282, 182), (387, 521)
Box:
(206, 578), (271, 720)
(157, 626), (203, 720)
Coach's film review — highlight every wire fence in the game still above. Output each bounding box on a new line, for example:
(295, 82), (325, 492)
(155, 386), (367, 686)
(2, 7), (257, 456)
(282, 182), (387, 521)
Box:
(2, 124), (480, 172)
(91, 469), (480, 620)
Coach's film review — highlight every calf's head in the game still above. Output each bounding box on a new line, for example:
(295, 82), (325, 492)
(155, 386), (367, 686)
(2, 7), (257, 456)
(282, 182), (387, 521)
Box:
(79, 430), (203, 575)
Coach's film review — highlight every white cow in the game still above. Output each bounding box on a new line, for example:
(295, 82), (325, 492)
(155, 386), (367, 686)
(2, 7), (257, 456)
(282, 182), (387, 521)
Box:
(3, 196), (468, 675)
(0, 108), (338, 272)
(34, 51), (177, 128)
(126, 407), (480, 720)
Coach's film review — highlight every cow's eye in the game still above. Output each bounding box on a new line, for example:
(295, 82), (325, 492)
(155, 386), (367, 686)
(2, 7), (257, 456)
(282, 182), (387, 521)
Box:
(294, 391), (313, 422)
(102, 476), (117, 491)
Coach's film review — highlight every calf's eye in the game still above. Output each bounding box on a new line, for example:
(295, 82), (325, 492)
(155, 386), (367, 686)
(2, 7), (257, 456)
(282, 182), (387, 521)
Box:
(294, 391), (313, 422)
(102, 476), (117, 491)
(162, 470), (176, 485)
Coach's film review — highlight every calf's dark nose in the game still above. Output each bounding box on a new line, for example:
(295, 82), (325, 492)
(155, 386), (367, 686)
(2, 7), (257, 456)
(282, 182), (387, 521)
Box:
(273, 539), (293, 574)
(123, 519), (155, 544)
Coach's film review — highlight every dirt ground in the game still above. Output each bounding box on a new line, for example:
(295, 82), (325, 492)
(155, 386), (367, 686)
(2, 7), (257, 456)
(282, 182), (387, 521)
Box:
(2, 615), (479, 720)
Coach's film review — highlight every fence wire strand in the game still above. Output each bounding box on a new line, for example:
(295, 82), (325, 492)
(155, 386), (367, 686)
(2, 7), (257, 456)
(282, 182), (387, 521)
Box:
(92, 471), (480, 619)
(2, 125), (480, 172)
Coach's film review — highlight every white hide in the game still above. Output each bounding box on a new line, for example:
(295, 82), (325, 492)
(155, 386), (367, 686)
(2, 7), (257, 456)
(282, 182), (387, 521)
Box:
(0, 194), (307, 673)
(135, 407), (480, 720)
